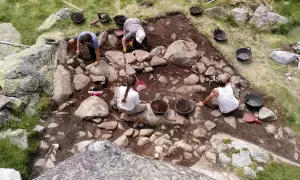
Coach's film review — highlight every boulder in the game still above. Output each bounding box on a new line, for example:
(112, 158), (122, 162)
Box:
(139, 129), (154, 136)
(97, 31), (108, 46)
(184, 74), (199, 85)
(232, 150), (252, 167)
(244, 166), (256, 179)
(125, 64), (136, 75)
(265, 124), (276, 134)
(204, 6), (227, 19)
(124, 53), (136, 64)
(0, 23), (21, 60)
(270, 51), (298, 65)
(259, 107), (277, 121)
(193, 128), (207, 138)
(205, 66), (216, 76)
(164, 40), (199, 67)
(35, 141), (210, 179)
(172, 85), (206, 96)
(201, 57), (214, 66)
(52, 65), (73, 103)
(73, 74), (90, 90)
(150, 46), (166, 57)
(132, 50), (150, 62)
(196, 62), (206, 74)
(267, 12), (288, 25)
(283, 127), (296, 138)
(74, 96), (109, 119)
(151, 56), (167, 66)
(86, 59), (118, 82)
(0, 168), (21, 180)
(204, 121), (216, 131)
(232, 8), (248, 23)
(0, 129), (28, 150)
(105, 51), (125, 67)
(38, 8), (70, 31)
(249, 4), (269, 30)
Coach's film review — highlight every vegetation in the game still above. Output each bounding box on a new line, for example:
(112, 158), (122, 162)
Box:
(258, 162), (300, 180)
(222, 138), (232, 144)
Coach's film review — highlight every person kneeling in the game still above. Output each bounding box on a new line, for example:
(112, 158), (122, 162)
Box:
(197, 74), (239, 114)
(110, 75), (147, 119)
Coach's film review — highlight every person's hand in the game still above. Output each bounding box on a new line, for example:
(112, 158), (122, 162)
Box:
(128, 41), (133, 47)
(197, 101), (204, 107)
(76, 50), (80, 55)
(123, 47), (127, 53)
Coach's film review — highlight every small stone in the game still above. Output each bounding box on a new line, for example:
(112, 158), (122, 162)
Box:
(138, 137), (149, 146)
(48, 123), (58, 128)
(259, 107), (277, 121)
(117, 123), (126, 131)
(219, 153), (231, 164)
(265, 124), (276, 134)
(193, 127), (207, 138)
(155, 146), (164, 154)
(238, 104), (245, 111)
(97, 121), (118, 130)
(294, 153), (298, 160)
(78, 131), (86, 138)
(114, 135), (128, 146)
(148, 26), (155, 31)
(50, 154), (56, 162)
(132, 129), (139, 138)
(257, 166), (264, 171)
(33, 125), (45, 133)
(67, 58), (74, 64)
(211, 110), (221, 117)
(90, 75), (106, 83)
(205, 150), (217, 163)
(170, 129), (175, 137)
(151, 56), (167, 66)
(124, 128), (134, 136)
(34, 158), (46, 167)
(199, 75), (205, 83)
(144, 67), (154, 73)
(102, 134), (112, 139)
(224, 116), (236, 129)
(139, 129), (154, 136)
(171, 33), (177, 41)
(87, 131), (93, 138)
(284, 127), (296, 138)
(205, 66), (216, 76)
(94, 129), (102, 138)
(174, 140), (193, 152)
(93, 118), (103, 124)
(244, 166), (257, 179)
(223, 66), (234, 75)
(259, 139), (264, 144)
(194, 151), (200, 158)
(161, 125), (167, 130)
(158, 76), (168, 84)
(184, 74), (200, 85)
(149, 134), (157, 142)
(124, 53), (137, 64)
(45, 159), (54, 169)
(184, 152), (193, 160)
(40, 141), (49, 150)
(52, 144), (59, 150)
(204, 121), (216, 131)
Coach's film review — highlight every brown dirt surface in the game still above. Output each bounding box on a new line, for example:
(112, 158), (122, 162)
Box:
(32, 13), (300, 177)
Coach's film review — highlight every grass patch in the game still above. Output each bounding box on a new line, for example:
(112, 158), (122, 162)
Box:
(235, 167), (245, 178)
(223, 138), (232, 144)
(242, 147), (248, 151)
(258, 162), (300, 180)
(36, 94), (51, 114)
(232, 149), (240, 154)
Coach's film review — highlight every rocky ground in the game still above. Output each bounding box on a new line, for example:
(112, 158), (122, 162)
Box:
(29, 14), (300, 179)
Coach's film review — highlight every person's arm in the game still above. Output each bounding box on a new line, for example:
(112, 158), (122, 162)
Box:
(197, 88), (218, 106)
(122, 37), (127, 52)
(76, 38), (80, 54)
(95, 48), (100, 62)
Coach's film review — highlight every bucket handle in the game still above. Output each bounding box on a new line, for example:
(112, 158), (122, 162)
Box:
(246, 47), (251, 51)
(215, 27), (220, 31)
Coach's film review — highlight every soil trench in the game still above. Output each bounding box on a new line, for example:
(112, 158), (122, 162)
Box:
(32, 13), (300, 177)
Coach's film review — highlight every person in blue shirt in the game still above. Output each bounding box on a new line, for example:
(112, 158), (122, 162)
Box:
(68, 31), (100, 66)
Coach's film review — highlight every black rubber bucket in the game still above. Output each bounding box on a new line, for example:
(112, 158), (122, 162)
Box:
(71, 12), (85, 24)
(245, 92), (263, 110)
(213, 27), (227, 41)
(113, 15), (127, 26)
(175, 99), (195, 115)
(190, 6), (202, 16)
(236, 47), (252, 61)
(151, 100), (169, 115)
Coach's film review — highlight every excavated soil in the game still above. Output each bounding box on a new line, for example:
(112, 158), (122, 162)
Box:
(32, 13), (299, 178)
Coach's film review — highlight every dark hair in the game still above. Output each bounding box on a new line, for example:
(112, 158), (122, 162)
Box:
(122, 75), (137, 103)
(219, 82), (226, 87)
(82, 33), (92, 42)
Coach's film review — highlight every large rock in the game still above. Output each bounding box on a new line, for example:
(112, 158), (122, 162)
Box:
(151, 56), (167, 66)
(73, 74), (90, 90)
(52, 65), (73, 103)
(259, 107), (277, 121)
(105, 51), (125, 67)
(125, 63), (136, 75)
(0, 23), (21, 60)
(132, 50), (150, 62)
(232, 8), (248, 23)
(0, 109), (16, 124)
(150, 46), (166, 57)
(224, 116), (236, 129)
(74, 96), (109, 119)
(164, 40), (199, 67)
(38, 8), (70, 31)
(124, 53), (136, 64)
(0, 129), (28, 150)
(196, 62), (206, 74)
(24, 93), (40, 115)
(204, 6), (227, 19)
(232, 150), (252, 167)
(270, 51), (298, 65)
(108, 35), (118, 48)
(97, 31), (108, 46)
(171, 85), (206, 96)
(35, 141), (210, 179)
(86, 59), (118, 82)
(249, 4), (269, 30)
(184, 74), (199, 85)
(267, 12), (288, 25)
(0, 168), (21, 180)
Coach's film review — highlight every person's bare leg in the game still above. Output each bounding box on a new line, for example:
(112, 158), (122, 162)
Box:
(68, 39), (77, 53)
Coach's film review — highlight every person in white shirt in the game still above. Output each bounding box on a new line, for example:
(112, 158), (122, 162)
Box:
(197, 74), (239, 114)
(110, 75), (147, 116)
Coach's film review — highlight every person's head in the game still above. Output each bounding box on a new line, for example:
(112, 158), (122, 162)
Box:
(218, 74), (229, 87)
(82, 33), (92, 44)
(136, 30), (145, 44)
(122, 75), (137, 103)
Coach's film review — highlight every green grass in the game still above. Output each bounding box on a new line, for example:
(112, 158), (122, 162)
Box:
(258, 162), (300, 180)
(223, 138), (232, 144)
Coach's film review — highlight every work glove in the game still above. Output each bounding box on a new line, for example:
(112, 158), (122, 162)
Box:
(128, 41), (133, 47)
(123, 48), (127, 53)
